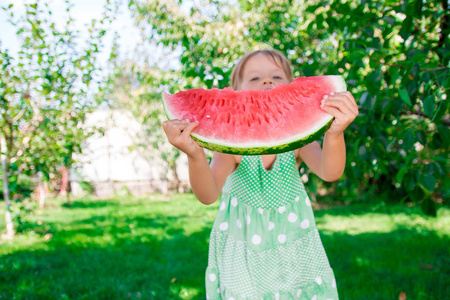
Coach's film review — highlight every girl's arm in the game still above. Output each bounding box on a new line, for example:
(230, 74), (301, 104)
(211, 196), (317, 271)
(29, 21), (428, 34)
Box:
(162, 119), (236, 204)
(187, 150), (236, 204)
(297, 91), (358, 182)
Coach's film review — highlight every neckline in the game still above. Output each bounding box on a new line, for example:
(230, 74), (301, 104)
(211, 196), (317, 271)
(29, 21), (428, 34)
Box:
(258, 154), (279, 172)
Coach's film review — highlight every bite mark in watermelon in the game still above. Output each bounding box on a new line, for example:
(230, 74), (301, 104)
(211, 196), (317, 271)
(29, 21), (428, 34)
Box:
(162, 75), (346, 155)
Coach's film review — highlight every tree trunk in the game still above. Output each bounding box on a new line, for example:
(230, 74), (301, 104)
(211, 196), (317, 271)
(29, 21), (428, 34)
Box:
(38, 181), (47, 209)
(170, 161), (182, 193)
(59, 165), (69, 196)
(1, 135), (14, 238)
(60, 165), (71, 206)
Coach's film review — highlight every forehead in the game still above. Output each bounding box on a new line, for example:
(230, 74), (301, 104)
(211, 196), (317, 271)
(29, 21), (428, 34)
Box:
(243, 53), (284, 74)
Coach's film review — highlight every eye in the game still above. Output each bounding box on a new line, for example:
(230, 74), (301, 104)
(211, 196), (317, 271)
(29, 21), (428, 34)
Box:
(273, 75), (283, 80)
(250, 77), (260, 81)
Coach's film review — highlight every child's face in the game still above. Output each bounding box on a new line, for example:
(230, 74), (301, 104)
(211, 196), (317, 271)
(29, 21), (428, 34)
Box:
(239, 53), (290, 91)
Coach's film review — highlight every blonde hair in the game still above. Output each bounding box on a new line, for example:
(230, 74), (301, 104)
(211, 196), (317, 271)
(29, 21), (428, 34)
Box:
(230, 49), (294, 90)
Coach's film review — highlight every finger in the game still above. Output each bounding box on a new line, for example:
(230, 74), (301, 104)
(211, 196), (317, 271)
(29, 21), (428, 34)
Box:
(165, 119), (191, 131)
(321, 105), (346, 120)
(324, 93), (359, 115)
(321, 98), (352, 115)
(163, 123), (190, 141)
(180, 121), (199, 137)
(329, 92), (359, 111)
(326, 96), (359, 119)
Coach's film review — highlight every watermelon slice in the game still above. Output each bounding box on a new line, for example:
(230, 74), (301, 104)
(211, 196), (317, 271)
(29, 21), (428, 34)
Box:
(162, 75), (346, 155)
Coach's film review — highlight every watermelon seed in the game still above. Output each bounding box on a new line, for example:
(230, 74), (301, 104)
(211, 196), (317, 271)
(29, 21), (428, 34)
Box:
(206, 115), (211, 118)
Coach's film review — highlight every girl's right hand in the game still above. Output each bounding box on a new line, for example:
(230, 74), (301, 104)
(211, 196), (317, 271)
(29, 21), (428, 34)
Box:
(162, 119), (203, 158)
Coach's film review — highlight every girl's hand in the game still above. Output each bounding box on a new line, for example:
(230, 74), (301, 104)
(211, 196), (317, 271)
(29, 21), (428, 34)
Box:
(320, 91), (359, 136)
(162, 119), (203, 158)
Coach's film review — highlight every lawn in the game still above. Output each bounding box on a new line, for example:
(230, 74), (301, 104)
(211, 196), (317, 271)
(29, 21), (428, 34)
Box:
(0, 194), (448, 299)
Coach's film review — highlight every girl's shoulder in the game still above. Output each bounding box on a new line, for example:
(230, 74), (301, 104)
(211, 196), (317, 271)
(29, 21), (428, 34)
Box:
(213, 152), (242, 163)
(293, 148), (303, 165)
(212, 152), (242, 173)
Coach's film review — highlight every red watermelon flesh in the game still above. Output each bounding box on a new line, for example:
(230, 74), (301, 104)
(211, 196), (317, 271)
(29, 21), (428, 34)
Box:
(162, 75), (346, 155)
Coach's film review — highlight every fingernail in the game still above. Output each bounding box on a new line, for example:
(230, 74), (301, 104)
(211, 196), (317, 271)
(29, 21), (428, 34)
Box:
(330, 92), (335, 95)
(323, 95), (328, 100)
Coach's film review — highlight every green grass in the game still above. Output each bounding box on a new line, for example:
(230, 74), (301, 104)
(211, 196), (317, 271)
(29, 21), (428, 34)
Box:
(0, 195), (448, 300)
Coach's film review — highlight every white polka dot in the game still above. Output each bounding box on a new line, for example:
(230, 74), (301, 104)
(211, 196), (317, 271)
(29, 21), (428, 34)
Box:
(219, 201), (227, 210)
(252, 234), (262, 245)
(305, 197), (311, 207)
(332, 279), (337, 288)
(228, 297), (235, 300)
(217, 288), (220, 293)
(275, 292), (280, 300)
(288, 212), (298, 222)
(268, 222), (275, 231)
(258, 207), (264, 214)
(301, 219), (310, 229)
(231, 197), (238, 207)
(219, 222), (228, 231)
(278, 206), (286, 213)
(315, 276), (322, 285)
(295, 196), (300, 202)
(278, 234), (286, 243)
(246, 215), (251, 225)
(296, 289), (302, 297)
(209, 273), (216, 282)
(236, 219), (242, 228)
(311, 296), (317, 300)
(206, 293), (209, 300)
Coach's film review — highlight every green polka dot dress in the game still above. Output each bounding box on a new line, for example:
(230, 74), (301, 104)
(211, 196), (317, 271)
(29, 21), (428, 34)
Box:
(205, 151), (338, 300)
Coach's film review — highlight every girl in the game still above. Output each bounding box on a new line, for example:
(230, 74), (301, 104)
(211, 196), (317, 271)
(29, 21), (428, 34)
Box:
(162, 49), (358, 300)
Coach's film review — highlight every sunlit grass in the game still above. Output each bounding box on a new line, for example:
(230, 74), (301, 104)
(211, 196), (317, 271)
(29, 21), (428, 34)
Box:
(0, 195), (448, 299)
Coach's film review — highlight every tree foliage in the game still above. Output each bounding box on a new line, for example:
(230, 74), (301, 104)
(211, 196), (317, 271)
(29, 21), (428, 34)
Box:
(127, 0), (449, 214)
(101, 38), (188, 191)
(0, 0), (110, 235)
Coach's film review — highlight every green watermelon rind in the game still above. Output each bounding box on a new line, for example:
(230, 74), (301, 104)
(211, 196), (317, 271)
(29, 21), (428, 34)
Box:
(190, 117), (334, 155)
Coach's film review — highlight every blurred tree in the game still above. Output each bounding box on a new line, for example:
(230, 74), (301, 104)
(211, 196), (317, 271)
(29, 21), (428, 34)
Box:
(311, 0), (449, 216)
(0, 0), (111, 236)
(101, 36), (188, 192)
(123, 0), (448, 214)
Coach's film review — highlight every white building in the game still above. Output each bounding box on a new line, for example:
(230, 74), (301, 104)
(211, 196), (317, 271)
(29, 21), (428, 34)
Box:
(71, 109), (190, 198)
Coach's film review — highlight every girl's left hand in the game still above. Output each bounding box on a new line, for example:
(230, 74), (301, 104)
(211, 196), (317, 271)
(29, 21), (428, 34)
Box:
(320, 91), (359, 136)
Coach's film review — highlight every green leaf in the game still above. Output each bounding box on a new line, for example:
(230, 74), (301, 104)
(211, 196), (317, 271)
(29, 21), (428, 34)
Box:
(431, 100), (448, 122)
(418, 173), (436, 194)
(349, 49), (365, 60)
(437, 125), (450, 146)
(399, 88), (412, 106)
(402, 129), (415, 151)
(396, 152), (414, 183)
(432, 161), (446, 178)
(403, 173), (416, 192)
(414, 0), (423, 17)
(396, 163), (409, 184)
(423, 95), (436, 118)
